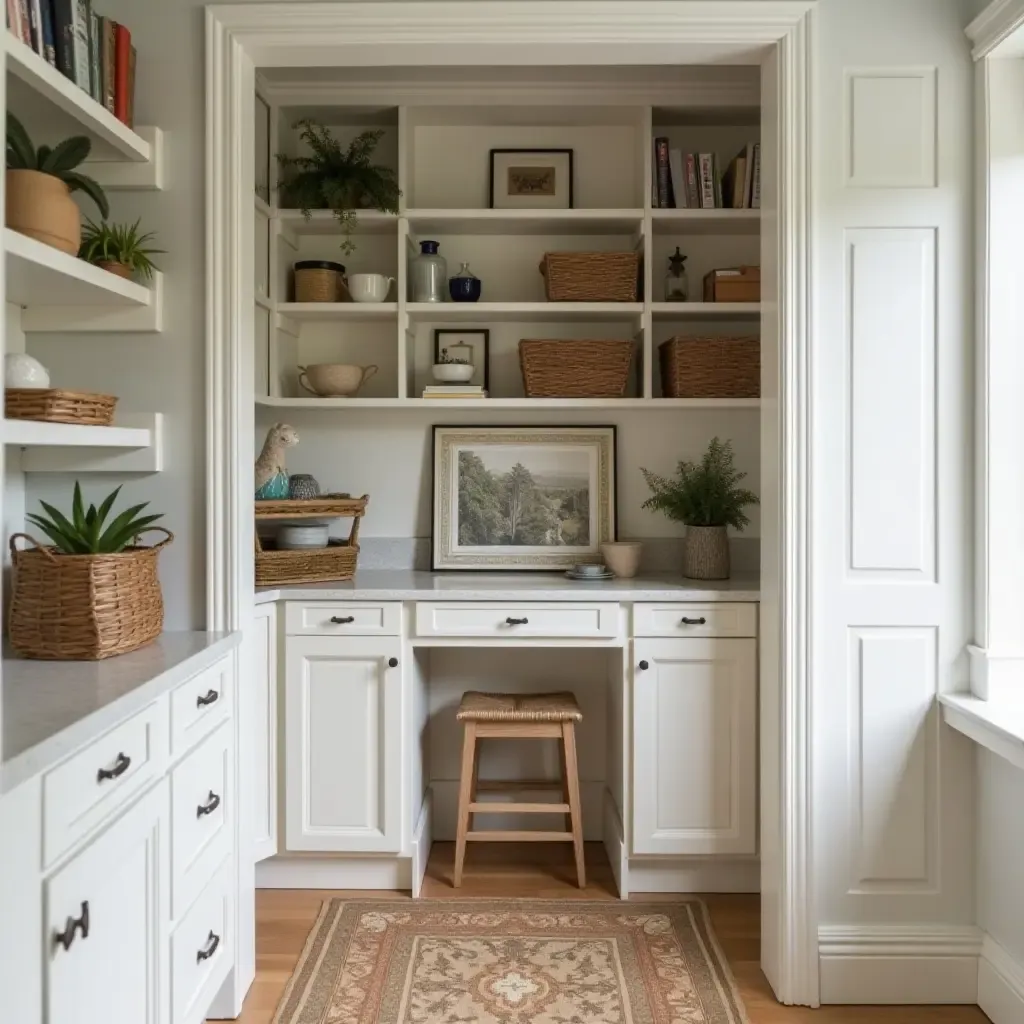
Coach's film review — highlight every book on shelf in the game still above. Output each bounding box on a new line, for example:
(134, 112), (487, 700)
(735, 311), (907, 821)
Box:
(52, 0), (89, 90)
(88, 5), (100, 102)
(698, 153), (715, 209)
(651, 140), (761, 209)
(668, 149), (686, 209)
(684, 154), (700, 208)
(38, 0), (54, 65)
(422, 387), (488, 399)
(654, 136), (672, 209)
(113, 20), (129, 123)
(27, 0), (41, 53)
(751, 142), (762, 209)
(722, 151), (747, 209)
(15, 0), (30, 46)
(100, 16), (115, 112)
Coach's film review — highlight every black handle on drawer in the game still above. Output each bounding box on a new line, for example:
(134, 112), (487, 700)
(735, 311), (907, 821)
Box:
(330, 615), (355, 624)
(680, 616), (707, 626)
(196, 791), (221, 818)
(638, 660), (649, 670)
(505, 616), (529, 625)
(53, 901), (90, 951)
(388, 657), (399, 668)
(196, 689), (220, 708)
(196, 930), (221, 963)
(96, 752), (131, 782)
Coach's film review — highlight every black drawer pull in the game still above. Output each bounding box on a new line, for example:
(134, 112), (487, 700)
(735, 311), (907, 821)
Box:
(680, 616), (707, 626)
(638, 660), (649, 670)
(96, 752), (131, 782)
(388, 657), (399, 668)
(196, 791), (221, 818)
(196, 689), (220, 708)
(505, 617), (529, 626)
(330, 615), (355, 624)
(53, 901), (90, 951)
(196, 930), (221, 963)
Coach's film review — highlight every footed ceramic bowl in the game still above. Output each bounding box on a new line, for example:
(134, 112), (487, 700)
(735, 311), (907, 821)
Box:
(432, 363), (474, 383)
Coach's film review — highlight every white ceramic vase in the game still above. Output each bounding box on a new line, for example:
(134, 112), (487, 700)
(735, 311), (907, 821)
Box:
(5, 353), (50, 388)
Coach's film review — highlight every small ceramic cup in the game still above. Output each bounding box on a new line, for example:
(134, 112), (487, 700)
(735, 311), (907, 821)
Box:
(573, 562), (608, 577)
(277, 523), (329, 550)
(601, 541), (643, 578)
(348, 273), (394, 303)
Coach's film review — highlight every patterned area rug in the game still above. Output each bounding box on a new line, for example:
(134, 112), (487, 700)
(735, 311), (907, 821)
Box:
(272, 899), (749, 1024)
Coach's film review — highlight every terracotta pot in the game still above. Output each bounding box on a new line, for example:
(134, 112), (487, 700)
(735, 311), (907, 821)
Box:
(6, 170), (81, 255)
(96, 260), (133, 279)
(682, 525), (730, 580)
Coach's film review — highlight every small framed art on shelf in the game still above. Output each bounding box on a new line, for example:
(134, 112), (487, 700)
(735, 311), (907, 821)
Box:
(489, 148), (574, 209)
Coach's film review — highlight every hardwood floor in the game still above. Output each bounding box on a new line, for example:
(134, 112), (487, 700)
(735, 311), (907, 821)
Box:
(222, 843), (990, 1024)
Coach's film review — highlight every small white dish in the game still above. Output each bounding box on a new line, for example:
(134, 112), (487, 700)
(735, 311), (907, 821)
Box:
(432, 362), (474, 383)
(348, 273), (394, 303)
(565, 570), (616, 580)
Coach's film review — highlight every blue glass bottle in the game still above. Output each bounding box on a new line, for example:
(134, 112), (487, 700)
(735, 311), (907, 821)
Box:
(448, 261), (482, 302)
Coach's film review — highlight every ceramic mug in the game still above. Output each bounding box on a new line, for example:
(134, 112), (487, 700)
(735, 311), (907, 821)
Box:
(347, 273), (394, 303)
(298, 363), (379, 397)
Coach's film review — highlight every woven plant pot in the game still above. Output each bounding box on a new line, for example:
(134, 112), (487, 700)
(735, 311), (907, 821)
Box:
(6, 170), (81, 255)
(682, 525), (730, 580)
(9, 528), (172, 660)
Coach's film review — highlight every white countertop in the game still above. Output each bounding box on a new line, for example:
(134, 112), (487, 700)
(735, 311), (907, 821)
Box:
(1, 631), (241, 794)
(255, 570), (760, 604)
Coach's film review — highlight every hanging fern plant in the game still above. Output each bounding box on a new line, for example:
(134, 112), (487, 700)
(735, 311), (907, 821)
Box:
(276, 120), (400, 255)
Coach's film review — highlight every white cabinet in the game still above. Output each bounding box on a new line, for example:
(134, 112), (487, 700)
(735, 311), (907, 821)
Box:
(632, 637), (756, 856)
(251, 604), (278, 862)
(46, 780), (169, 1024)
(285, 635), (402, 853)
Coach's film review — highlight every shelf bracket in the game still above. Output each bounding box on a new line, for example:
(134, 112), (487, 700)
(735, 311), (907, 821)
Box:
(21, 272), (164, 333)
(18, 414), (164, 473)
(85, 127), (166, 191)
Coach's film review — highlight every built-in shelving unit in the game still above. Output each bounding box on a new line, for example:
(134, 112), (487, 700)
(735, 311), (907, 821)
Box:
(3, 413), (163, 472)
(256, 396), (759, 410)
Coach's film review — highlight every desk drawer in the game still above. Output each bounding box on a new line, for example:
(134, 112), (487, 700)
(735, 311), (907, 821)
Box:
(43, 699), (167, 866)
(415, 602), (619, 639)
(170, 657), (232, 758)
(285, 601), (401, 636)
(633, 603), (757, 638)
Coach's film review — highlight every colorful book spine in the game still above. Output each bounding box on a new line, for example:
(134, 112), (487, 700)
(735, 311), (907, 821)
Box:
(39, 0), (55, 65)
(70, 0), (89, 91)
(126, 44), (135, 127)
(684, 154), (700, 209)
(88, 5), (100, 101)
(698, 153), (715, 209)
(17, 0), (30, 44)
(712, 155), (723, 208)
(27, 0), (41, 53)
(741, 142), (755, 209)
(51, 0), (74, 79)
(654, 136), (671, 209)
(751, 142), (762, 209)
(113, 21), (130, 122)
(668, 148), (685, 209)
(100, 16), (115, 112)
(6, 0), (22, 40)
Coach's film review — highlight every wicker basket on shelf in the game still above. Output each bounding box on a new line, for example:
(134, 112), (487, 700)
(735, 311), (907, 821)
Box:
(519, 338), (633, 398)
(659, 336), (760, 398)
(5, 388), (117, 425)
(540, 252), (640, 302)
(8, 528), (172, 660)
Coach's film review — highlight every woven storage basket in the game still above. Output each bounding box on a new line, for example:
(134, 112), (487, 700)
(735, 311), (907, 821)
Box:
(294, 261), (346, 303)
(519, 338), (633, 398)
(5, 388), (117, 426)
(659, 336), (760, 398)
(9, 528), (171, 660)
(540, 252), (640, 302)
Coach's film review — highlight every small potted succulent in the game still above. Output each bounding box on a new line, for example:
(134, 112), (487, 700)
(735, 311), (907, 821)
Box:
(641, 437), (759, 580)
(79, 218), (164, 280)
(432, 347), (474, 384)
(5, 113), (109, 255)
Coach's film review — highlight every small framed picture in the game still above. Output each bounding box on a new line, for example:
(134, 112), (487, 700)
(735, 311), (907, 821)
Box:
(432, 424), (617, 571)
(433, 329), (490, 391)
(489, 148), (574, 210)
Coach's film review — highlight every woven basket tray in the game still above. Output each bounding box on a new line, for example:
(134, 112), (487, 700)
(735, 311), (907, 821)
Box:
(254, 495), (367, 520)
(659, 336), (760, 398)
(255, 538), (360, 586)
(540, 251), (640, 302)
(8, 528), (171, 660)
(519, 338), (633, 398)
(5, 388), (117, 426)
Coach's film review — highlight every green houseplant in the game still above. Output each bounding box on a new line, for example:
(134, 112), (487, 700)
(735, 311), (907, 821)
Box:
(5, 113), (109, 255)
(276, 119), (400, 255)
(641, 437), (759, 580)
(79, 218), (165, 280)
(11, 484), (173, 660)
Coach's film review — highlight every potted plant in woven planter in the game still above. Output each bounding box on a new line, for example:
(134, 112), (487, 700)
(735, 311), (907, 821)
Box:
(79, 217), (164, 280)
(641, 437), (758, 580)
(5, 114), (109, 255)
(10, 484), (172, 660)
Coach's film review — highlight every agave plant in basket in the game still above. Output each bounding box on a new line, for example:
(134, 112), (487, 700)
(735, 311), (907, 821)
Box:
(79, 217), (165, 280)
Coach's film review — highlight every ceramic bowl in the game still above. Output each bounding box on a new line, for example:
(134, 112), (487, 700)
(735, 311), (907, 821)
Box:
(573, 562), (608, 577)
(277, 523), (329, 550)
(601, 541), (642, 578)
(432, 362), (474, 383)
(298, 363), (378, 397)
(348, 273), (394, 302)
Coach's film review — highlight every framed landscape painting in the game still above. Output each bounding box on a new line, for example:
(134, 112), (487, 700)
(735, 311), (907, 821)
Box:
(432, 425), (616, 571)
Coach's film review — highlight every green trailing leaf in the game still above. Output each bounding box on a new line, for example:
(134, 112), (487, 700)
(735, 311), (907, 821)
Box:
(78, 218), (164, 278)
(27, 485), (164, 555)
(61, 170), (109, 218)
(640, 437), (759, 530)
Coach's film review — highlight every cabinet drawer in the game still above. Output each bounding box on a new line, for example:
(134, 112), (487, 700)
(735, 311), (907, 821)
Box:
(633, 603), (757, 638)
(171, 860), (233, 1024)
(170, 657), (233, 757)
(415, 601), (619, 639)
(285, 601), (401, 636)
(43, 700), (167, 866)
(171, 723), (231, 920)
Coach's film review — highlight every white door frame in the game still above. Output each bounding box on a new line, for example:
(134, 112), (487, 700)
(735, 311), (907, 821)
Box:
(205, 1), (819, 1007)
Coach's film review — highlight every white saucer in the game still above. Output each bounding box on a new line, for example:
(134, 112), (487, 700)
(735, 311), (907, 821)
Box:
(565, 570), (616, 580)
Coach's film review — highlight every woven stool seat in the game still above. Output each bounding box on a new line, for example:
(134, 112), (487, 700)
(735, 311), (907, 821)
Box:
(457, 691), (583, 723)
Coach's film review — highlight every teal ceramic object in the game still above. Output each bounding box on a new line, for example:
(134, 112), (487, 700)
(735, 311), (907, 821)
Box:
(256, 471), (289, 500)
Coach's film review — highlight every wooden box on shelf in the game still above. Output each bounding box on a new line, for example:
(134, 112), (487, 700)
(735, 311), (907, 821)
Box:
(540, 251), (640, 302)
(519, 338), (633, 398)
(659, 336), (760, 398)
(702, 266), (761, 303)
(5, 388), (117, 425)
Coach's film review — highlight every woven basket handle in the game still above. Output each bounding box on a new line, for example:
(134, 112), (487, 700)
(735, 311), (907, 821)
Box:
(9, 533), (59, 562)
(136, 526), (174, 550)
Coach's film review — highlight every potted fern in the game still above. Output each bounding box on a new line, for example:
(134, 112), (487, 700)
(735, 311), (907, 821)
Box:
(641, 437), (759, 580)
(276, 119), (400, 255)
(5, 114), (109, 255)
(79, 218), (164, 280)
(10, 484), (172, 660)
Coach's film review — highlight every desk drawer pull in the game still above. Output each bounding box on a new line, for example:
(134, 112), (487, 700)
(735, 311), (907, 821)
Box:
(196, 791), (221, 818)
(96, 752), (131, 782)
(53, 901), (90, 951)
(196, 930), (221, 963)
(638, 660), (649, 670)
(505, 617), (529, 626)
(330, 615), (355, 624)
(196, 689), (219, 708)
(680, 616), (707, 626)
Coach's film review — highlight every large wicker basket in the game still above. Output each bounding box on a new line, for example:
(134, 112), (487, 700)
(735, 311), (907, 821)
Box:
(9, 528), (171, 660)
(540, 252), (640, 302)
(659, 336), (760, 398)
(5, 388), (117, 425)
(519, 338), (633, 398)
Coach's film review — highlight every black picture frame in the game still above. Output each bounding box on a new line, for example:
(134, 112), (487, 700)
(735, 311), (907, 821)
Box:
(433, 329), (490, 392)
(488, 148), (575, 209)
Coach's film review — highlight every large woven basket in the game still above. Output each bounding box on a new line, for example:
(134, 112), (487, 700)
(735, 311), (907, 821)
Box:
(9, 528), (171, 660)
(540, 252), (640, 302)
(519, 338), (633, 398)
(5, 388), (117, 425)
(659, 336), (760, 398)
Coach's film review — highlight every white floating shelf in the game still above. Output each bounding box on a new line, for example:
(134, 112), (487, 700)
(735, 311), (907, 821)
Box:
(5, 413), (163, 472)
(406, 302), (644, 324)
(275, 209), (398, 237)
(405, 208), (644, 236)
(651, 301), (761, 320)
(651, 208), (760, 235)
(275, 302), (397, 324)
(256, 396), (759, 410)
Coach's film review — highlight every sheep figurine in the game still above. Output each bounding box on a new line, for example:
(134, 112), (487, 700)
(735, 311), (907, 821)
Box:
(255, 422), (299, 499)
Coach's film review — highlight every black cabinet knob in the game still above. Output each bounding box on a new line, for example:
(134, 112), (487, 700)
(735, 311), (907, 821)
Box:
(680, 616), (707, 626)
(638, 660), (649, 670)
(96, 752), (131, 782)
(196, 930), (221, 963)
(196, 791), (221, 818)
(388, 657), (399, 668)
(330, 615), (355, 624)
(505, 617), (529, 626)
(53, 901), (90, 951)
(196, 689), (219, 708)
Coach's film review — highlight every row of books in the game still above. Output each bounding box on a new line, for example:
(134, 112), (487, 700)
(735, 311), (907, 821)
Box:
(653, 139), (761, 210)
(422, 385), (487, 400)
(7, 0), (136, 127)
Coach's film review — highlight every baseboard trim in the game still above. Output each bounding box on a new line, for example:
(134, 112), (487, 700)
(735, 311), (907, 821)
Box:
(627, 857), (760, 894)
(255, 855), (411, 890)
(601, 790), (627, 898)
(979, 934), (1024, 1023)
(410, 793), (433, 898)
(818, 924), (982, 1004)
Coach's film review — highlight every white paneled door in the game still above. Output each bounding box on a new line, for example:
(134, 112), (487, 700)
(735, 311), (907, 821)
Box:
(285, 635), (402, 853)
(633, 637), (757, 856)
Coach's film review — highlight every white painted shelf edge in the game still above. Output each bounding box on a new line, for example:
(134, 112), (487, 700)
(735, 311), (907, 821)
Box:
(4, 413), (164, 472)
(939, 692), (1024, 774)
(255, 396), (760, 410)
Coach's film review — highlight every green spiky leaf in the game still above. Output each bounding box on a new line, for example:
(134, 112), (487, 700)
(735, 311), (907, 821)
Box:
(5, 113), (36, 169)
(27, 485), (164, 554)
(61, 170), (109, 218)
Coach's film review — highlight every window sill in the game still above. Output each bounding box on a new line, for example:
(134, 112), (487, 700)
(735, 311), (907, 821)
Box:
(939, 692), (1024, 772)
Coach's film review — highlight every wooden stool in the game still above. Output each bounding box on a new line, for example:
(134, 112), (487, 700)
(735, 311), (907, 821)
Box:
(453, 691), (585, 888)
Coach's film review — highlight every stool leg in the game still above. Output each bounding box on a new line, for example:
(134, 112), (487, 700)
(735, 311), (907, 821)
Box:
(559, 737), (572, 833)
(454, 723), (477, 887)
(561, 722), (586, 888)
